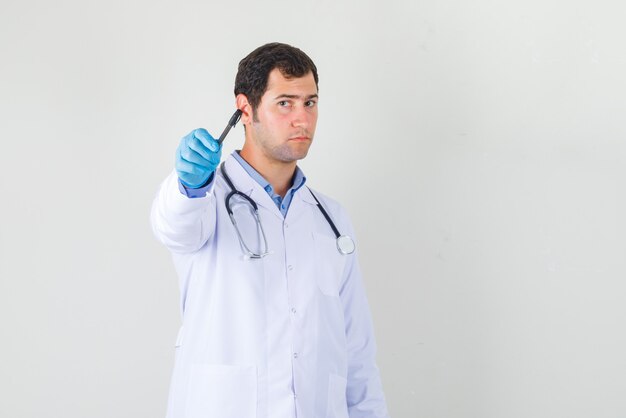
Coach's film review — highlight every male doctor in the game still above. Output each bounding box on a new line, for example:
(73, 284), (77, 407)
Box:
(151, 43), (389, 418)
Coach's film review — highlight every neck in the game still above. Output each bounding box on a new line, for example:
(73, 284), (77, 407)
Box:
(239, 146), (296, 198)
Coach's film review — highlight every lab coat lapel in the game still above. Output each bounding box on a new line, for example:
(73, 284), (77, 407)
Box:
(285, 184), (318, 223)
(223, 156), (284, 221)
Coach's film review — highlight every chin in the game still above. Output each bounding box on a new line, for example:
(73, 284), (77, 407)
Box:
(279, 151), (308, 162)
(273, 144), (311, 162)
(293, 147), (310, 161)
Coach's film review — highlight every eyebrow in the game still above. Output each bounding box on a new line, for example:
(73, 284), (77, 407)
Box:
(273, 94), (319, 101)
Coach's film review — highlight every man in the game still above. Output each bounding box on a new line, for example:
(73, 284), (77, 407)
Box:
(151, 43), (389, 418)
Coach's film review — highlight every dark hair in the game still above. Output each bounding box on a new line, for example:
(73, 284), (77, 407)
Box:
(234, 43), (319, 111)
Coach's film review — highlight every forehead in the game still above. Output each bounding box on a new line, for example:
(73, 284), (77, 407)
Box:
(264, 68), (318, 96)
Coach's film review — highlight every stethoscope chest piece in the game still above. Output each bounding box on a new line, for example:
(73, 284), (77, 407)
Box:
(337, 235), (355, 255)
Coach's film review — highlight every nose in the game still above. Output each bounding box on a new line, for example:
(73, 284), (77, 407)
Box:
(291, 105), (310, 129)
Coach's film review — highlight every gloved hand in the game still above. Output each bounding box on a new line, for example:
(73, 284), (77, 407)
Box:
(175, 128), (222, 188)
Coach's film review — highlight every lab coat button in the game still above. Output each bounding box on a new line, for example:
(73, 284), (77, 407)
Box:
(284, 222), (289, 228)
(288, 265), (294, 271)
(291, 307), (297, 314)
(293, 352), (298, 359)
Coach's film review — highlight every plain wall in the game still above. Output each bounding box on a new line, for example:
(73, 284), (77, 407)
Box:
(1, 0), (625, 417)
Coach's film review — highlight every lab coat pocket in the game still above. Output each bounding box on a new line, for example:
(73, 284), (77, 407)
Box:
(185, 364), (257, 418)
(313, 232), (347, 297)
(326, 373), (349, 418)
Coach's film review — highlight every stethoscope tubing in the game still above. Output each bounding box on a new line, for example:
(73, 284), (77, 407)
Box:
(220, 162), (354, 255)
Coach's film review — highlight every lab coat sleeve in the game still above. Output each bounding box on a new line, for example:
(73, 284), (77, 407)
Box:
(150, 169), (218, 254)
(339, 212), (390, 418)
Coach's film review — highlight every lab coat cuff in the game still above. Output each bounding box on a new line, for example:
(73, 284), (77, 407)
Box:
(163, 170), (215, 216)
(177, 172), (215, 198)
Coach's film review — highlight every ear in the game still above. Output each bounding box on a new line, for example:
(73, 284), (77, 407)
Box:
(236, 94), (253, 125)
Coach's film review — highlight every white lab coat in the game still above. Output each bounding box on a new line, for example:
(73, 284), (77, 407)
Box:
(151, 155), (389, 418)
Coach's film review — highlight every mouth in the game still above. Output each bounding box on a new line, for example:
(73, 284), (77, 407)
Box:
(288, 136), (311, 142)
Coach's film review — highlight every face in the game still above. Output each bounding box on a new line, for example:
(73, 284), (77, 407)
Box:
(245, 68), (318, 164)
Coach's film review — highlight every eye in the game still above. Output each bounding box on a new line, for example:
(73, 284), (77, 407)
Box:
(305, 100), (317, 107)
(278, 100), (290, 107)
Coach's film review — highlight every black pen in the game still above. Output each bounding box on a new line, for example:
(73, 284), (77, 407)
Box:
(217, 109), (243, 145)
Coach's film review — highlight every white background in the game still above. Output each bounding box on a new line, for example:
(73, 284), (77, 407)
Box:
(1, 0), (625, 417)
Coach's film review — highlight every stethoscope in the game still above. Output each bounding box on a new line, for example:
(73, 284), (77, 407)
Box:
(220, 162), (355, 259)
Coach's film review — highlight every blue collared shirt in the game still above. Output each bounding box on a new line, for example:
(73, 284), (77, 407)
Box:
(178, 151), (307, 217)
(232, 151), (306, 217)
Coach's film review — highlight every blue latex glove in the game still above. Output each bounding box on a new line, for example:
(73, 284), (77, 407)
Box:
(175, 128), (222, 188)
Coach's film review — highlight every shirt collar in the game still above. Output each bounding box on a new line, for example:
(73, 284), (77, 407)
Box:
(232, 150), (307, 195)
